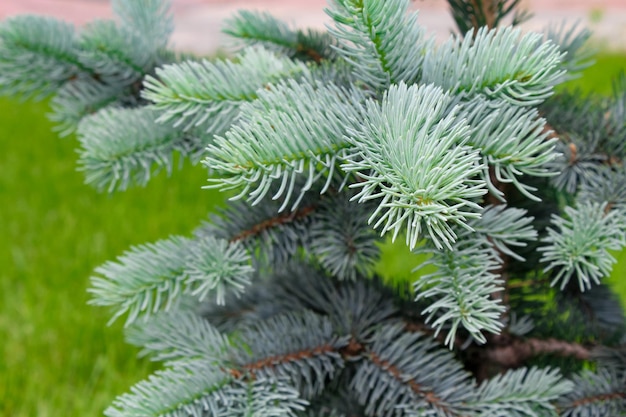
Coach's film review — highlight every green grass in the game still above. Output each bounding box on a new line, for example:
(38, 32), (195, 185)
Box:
(0, 51), (625, 416)
(555, 51), (626, 302)
(0, 99), (223, 416)
(564, 52), (626, 95)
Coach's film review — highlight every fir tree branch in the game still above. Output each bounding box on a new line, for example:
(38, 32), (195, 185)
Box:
(576, 284), (626, 334)
(232, 311), (348, 399)
(544, 23), (593, 79)
(204, 187), (382, 280)
(125, 310), (231, 364)
(352, 325), (473, 417)
(209, 186), (382, 278)
(277, 267), (400, 340)
(77, 20), (150, 86)
(472, 205), (537, 262)
(542, 85), (626, 193)
(89, 234), (253, 325)
(241, 344), (339, 376)
(112, 0), (173, 54)
(89, 235), (192, 325)
(413, 233), (506, 347)
(577, 164), (626, 211)
(422, 26), (564, 106)
(199, 185), (325, 265)
(366, 350), (452, 413)
(462, 205), (535, 338)
(0, 0), (174, 102)
(457, 96), (557, 201)
(297, 410), (348, 417)
(104, 361), (231, 417)
(223, 10), (337, 63)
(545, 139), (606, 194)
(0, 15), (88, 99)
(105, 361), (306, 417)
(142, 47), (308, 132)
(76, 106), (207, 192)
(539, 202), (626, 292)
(325, 0), (429, 91)
(229, 204), (317, 243)
(199, 272), (306, 334)
(205, 79), (366, 210)
(343, 83), (486, 251)
(568, 391), (626, 408)
(309, 193), (381, 280)
(556, 368), (626, 417)
(185, 235), (254, 305)
(49, 78), (134, 137)
(593, 345), (626, 376)
(462, 366), (572, 417)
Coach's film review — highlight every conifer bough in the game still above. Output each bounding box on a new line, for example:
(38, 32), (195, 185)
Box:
(1, 0), (625, 415)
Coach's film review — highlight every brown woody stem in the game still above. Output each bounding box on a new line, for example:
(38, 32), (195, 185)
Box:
(229, 204), (317, 243)
(485, 337), (591, 368)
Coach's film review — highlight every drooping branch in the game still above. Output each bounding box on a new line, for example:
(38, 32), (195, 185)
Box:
(366, 350), (452, 413)
(570, 392), (626, 408)
(240, 343), (337, 377)
(485, 337), (591, 368)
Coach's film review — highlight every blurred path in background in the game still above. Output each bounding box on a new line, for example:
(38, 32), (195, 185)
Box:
(0, 0), (624, 54)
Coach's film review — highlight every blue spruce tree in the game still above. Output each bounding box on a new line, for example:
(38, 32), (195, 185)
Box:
(1, 0), (625, 415)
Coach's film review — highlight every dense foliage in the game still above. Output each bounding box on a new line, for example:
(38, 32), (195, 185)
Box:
(1, 0), (625, 416)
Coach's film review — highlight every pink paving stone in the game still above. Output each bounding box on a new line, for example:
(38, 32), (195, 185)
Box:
(0, 0), (624, 53)
(0, 0), (112, 25)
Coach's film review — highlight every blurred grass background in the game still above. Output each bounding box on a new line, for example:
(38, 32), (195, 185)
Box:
(0, 99), (222, 415)
(0, 52), (625, 416)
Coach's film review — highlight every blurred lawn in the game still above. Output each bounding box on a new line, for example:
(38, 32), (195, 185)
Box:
(572, 54), (626, 301)
(0, 99), (223, 415)
(0, 52), (625, 417)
